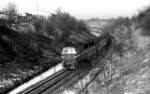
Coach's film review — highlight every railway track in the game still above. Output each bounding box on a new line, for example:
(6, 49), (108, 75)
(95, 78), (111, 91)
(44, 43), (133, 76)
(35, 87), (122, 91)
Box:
(8, 33), (115, 94)
(19, 69), (73, 94)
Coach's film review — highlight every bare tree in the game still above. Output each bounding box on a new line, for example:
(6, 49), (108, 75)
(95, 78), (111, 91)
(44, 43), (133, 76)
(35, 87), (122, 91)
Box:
(4, 2), (18, 28)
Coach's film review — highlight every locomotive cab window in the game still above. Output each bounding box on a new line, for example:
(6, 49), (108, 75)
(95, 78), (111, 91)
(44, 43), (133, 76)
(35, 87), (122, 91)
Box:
(92, 41), (95, 45)
(84, 44), (88, 49)
(61, 47), (77, 58)
(89, 42), (93, 46)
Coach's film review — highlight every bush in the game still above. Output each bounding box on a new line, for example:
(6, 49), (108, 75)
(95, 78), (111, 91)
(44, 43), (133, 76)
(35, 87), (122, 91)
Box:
(44, 11), (90, 43)
(137, 6), (150, 35)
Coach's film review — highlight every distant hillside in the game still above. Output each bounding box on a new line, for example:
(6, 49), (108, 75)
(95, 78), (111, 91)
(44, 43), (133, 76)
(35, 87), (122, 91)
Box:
(85, 18), (115, 33)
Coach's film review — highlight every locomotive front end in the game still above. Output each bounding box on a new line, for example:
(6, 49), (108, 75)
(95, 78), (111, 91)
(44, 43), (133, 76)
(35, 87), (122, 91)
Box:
(61, 47), (77, 70)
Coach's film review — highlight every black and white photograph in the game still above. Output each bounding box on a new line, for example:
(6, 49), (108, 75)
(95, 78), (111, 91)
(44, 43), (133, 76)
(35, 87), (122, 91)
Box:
(0, 0), (150, 94)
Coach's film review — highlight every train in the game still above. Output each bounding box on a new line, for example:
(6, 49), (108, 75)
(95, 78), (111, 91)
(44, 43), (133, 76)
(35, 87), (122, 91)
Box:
(61, 32), (115, 70)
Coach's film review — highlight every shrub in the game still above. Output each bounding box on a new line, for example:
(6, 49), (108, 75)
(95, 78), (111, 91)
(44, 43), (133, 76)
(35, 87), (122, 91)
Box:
(137, 6), (150, 35)
(44, 11), (90, 43)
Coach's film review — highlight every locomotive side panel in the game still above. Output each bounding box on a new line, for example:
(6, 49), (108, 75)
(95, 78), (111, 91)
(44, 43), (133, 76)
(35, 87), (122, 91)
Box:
(76, 40), (97, 61)
(61, 32), (115, 70)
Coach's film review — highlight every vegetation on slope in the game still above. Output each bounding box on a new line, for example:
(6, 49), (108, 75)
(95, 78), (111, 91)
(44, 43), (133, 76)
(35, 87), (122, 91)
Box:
(0, 9), (95, 93)
(135, 6), (150, 35)
(77, 6), (150, 94)
(0, 26), (60, 93)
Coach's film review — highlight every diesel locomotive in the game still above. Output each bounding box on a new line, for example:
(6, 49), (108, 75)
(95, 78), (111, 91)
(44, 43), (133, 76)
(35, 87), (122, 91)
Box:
(61, 33), (115, 70)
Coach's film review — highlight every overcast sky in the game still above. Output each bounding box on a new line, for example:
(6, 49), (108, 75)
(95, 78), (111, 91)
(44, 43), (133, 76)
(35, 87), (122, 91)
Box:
(0, 0), (150, 19)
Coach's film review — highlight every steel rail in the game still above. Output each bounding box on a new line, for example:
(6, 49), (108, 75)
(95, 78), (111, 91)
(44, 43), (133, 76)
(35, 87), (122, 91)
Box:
(42, 71), (75, 94)
(25, 70), (72, 94)
(21, 70), (66, 94)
